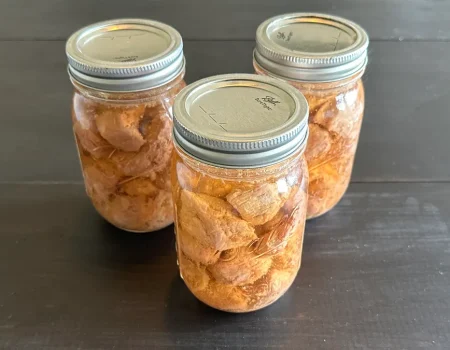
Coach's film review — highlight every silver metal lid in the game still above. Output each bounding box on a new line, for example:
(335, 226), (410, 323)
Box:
(173, 74), (309, 168)
(66, 19), (184, 91)
(255, 13), (369, 82)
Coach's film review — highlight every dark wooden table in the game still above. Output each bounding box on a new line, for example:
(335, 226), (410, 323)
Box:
(1, 1), (450, 349)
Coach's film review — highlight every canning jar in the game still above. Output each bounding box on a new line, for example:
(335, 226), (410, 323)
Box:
(172, 74), (309, 312)
(66, 19), (186, 232)
(254, 13), (369, 219)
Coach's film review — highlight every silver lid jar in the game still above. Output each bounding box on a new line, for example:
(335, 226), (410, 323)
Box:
(254, 13), (369, 82)
(66, 18), (185, 91)
(173, 74), (309, 168)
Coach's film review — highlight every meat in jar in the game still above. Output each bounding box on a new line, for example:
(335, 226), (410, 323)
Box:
(254, 13), (369, 219)
(66, 19), (186, 232)
(172, 74), (309, 312)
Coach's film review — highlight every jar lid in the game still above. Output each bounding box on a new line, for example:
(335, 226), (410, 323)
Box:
(66, 18), (184, 91)
(255, 13), (369, 82)
(173, 74), (309, 168)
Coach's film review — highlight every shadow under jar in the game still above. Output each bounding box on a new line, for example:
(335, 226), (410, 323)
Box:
(172, 74), (310, 312)
(254, 13), (369, 219)
(66, 19), (186, 232)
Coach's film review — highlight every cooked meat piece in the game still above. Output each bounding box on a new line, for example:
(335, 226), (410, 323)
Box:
(91, 188), (173, 232)
(95, 105), (146, 152)
(81, 155), (121, 194)
(196, 176), (234, 198)
(304, 123), (333, 162)
(111, 113), (173, 177)
(179, 190), (257, 251)
(199, 280), (248, 312)
(72, 94), (114, 158)
(118, 177), (160, 197)
(272, 233), (303, 271)
(178, 227), (220, 265)
(179, 253), (210, 292)
(241, 266), (297, 310)
(255, 210), (285, 237)
(255, 204), (305, 257)
(226, 183), (287, 225)
(208, 247), (272, 286)
(310, 94), (363, 140)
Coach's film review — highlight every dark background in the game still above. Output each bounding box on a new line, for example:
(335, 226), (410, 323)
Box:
(1, 1), (449, 349)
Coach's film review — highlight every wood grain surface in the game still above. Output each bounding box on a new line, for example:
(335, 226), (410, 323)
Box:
(0, 183), (449, 349)
(0, 0), (448, 40)
(1, 41), (449, 182)
(1, 0), (449, 348)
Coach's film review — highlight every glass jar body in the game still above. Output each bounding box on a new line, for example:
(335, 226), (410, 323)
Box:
(71, 72), (186, 232)
(254, 63), (365, 219)
(172, 146), (308, 312)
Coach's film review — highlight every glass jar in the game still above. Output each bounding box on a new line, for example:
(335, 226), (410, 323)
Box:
(171, 74), (309, 312)
(66, 19), (186, 232)
(254, 13), (369, 219)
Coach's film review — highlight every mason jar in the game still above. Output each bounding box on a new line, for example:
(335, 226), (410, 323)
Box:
(171, 74), (309, 312)
(254, 13), (369, 219)
(66, 19), (186, 232)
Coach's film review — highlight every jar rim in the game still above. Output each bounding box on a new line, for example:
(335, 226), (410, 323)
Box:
(174, 141), (306, 176)
(173, 74), (309, 169)
(66, 18), (185, 92)
(68, 58), (186, 93)
(253, 55), (366, 86)
(255, 13), (369, 82)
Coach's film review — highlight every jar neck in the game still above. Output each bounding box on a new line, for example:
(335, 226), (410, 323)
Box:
(175, 142), (305, 181)
(254, 60), (364, 92)
(70, 69), (185, 103)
